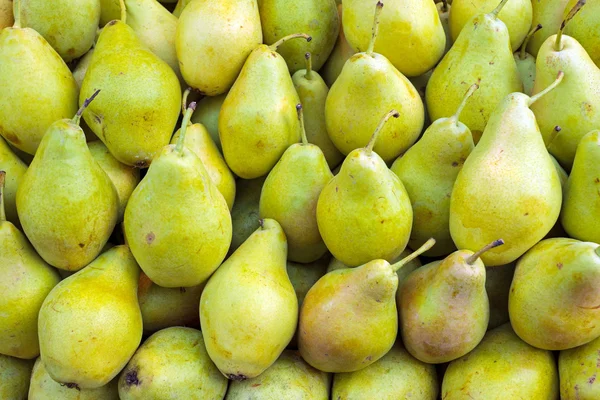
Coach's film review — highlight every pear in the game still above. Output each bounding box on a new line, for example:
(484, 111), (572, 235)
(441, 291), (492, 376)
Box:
(485, 262), (516, 330)
(100, 0), (120, 25)
(441, 323), (559, 399)
(29, 358), (119, 400)
(326, 3), (425, 162)
(226, 350), (330, 399)
(0, 137), (27, 226)
(320, 4), (355, 87)
(331, 341), (439, 399)
(175, 0), (262, 96)
(317, 110), (413, 267)
(343, 0), (446, 77)
(564, 0), (600, 67)
(172, 0), (191, 17)
(509, 238), (600, 350)
(38, 245), (143, 389)
(118, 327), (227, 399)
(437, 0), (452, 54)
(391, 83), (477, 257)
(449, 74), (564, 266)
(259, 105), (333, 263)
(73, 48), (95, 89)
(0, 3), (79, 155)
(0, 354), (34, 399)
(230, 176), (265, 254)
(399, 240), (502, 364)
(219, 35), (309, 179)
(191, 93), (227, 152)
(559, 335), (600, 399)
(259, 0), (339, 73)
(200, 219), (298, 380)
(552, 154), (570, 187)
(124, 103), (232, 288)
(299, 240), (435, 373)
(20, 0), (101, 62)
(514, 24), (543, 95)
(528, 0), (570, 57)
(531, 1), (600, 169)
(16, 92), (119, 271)
(292, 53), (344, 168)
(80, 18), (181, 168)
(0, 0), (13, 29)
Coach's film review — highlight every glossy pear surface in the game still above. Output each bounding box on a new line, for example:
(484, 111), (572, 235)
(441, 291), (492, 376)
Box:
(559, 335), (600, 399)
(0, 355), (34, 399)
(563, 0), (600, 67)
(0, 137), (27, 225)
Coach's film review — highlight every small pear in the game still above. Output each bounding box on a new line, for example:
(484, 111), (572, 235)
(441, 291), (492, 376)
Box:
(0, 354), (34, 399)
(118, 327), (228, 400)
(16, 92), (119, 271)
(320, 4), (356, 87)
(485, 262), (516, 330)
(226, 350), (331, 399)
(528, 0), (570, 57)
(38, 245), (143, 389)
(514, 24), (543, 95)
(559, 335), (600, 399)
(561, 130), (600, 242)
(450, 74), (564, 266)
(0, 0), (14, 29)
(191, 93), (227, 152)
(564, 0), (600, 67)
(175, 0), (262, 96)
(317, 110), (413, 267)
(200, 219), (298, 380)
(124, 103), (232, 288)
(229, 176), (265, 254)
(391, 83), (477, 257)
(441, 324), (559, 399)
(509, 238), (600, 350)
(0, 136), (27, 226)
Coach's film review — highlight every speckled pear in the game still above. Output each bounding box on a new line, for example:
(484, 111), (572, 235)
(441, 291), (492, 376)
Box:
(559, 335), (600, 399)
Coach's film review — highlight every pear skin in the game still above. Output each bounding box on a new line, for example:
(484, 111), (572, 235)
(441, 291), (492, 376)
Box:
(73, 48), (95, 89)
(485, 262), (516, 330)
(559, 335), (600, 399)
(564, 0), (600, 68)
(172, 0), (191, 17)
(99, 0), (120, 25)
(514, 24), (543, 95)
(191, 93), (227, 152)
(528, 0), (570, 57)
(551, 154), (569, 187)
(437, 1), (452, 54)
(0, 136), (27, 226)
(0, 0), (13, 29)
(320, 4), (355, 87)
(0, 354), (34, 399)
(229, 176), (265, 255)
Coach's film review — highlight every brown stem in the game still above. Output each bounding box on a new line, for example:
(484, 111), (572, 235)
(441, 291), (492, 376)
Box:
(466, 239), (505, 265)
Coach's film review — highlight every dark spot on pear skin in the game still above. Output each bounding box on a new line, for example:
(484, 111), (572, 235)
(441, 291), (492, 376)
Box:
(62, 383), (80, 390)
(251, 383), (261, 387)
(595, 178), (600, 183)
(125, 370), (140, 386)
(557, 262), (563, 269)
(107, 20), (118, 26)
(78, 243), (85, 248)
(452, 162), (459, 167)
(589, 374), (596, 384)
(146, 232), (155, 244)
(227, 374), (248, 381)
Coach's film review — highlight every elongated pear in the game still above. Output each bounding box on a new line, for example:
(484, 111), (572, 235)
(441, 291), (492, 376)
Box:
(391, 84), (477, 257)
(320, 4), (355, 87)
(528, 0), (570, 57)
(230, 176), (265, 254)
(427, 0), (523, 143)
(219, 34), (308, 179)
(124, 104), (232, 288)
(38, 245), (143, 389)
(564, 0), (600, 67)
(317, 110), (413, 267)
(559, 335), (600, 399)
(326, 3), (424, 162)
(200, 219), (298, 380)
(0, 137), (27, 226)
(0, 354), (34, 399)
(450, 74), (564, 266)
(514, 24), (543, 95)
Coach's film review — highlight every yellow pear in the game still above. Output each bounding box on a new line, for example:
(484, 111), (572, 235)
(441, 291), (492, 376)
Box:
(564, 0), (600, 67)
(320, 4), (356, 87)
(0, 136), (27, 226)
(0, 354), (34, 399)
(528, 0), (570, 57)
(559, 335), (600, 399)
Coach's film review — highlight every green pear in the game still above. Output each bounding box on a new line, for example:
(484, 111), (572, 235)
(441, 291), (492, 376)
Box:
(259, 0), (339, 73)
(226, 350), (330, 399)
(509, 238), (600, 350)
(229, 176), (265, 255)
(0, 3), (78, 155)
(200, 219), (298, 380)
(124, 104), (232, 288)
(449, 0), (532, 51)
(450, 75), (564, 266)
(38, 245), (143, 389)
(259, 105), (333, 263)
(561, 130), (600, 242)
(514, 24), (543, 95)
(16, 93), (119, 271)
(172, 0), (191, 17)
(80, 19), (180, 167)
(299, 240), (434, 373)
(118, 327), (228, 399)
(20, 0), (101, 61)
(399, 240), (502, 363)
(391, 83), (477, 257)
(326, 3), (424, 162)
(531, 2), (600, 169)
(437, 0), (452, 54)
(332, 341), (439, 399)
(73, 48), (95, 89)
(485, 262), (516, 330)
(0, 0), (13, 29)
(29, 358), (119, 400)
(99, 0), (120, 25)
(441, 323), (559, 399)
(191, 93), (227, 152)
(175, 0), (262, 96)
(528, 0), (570, 57)
(317, 110), (413, 267)
(0, 137), (27, 226)
(343, 0), (446, 77)
(0, 354), (34, 399)
(552, 154), (569, 187)
(564, 0), (600, 67)
(320, 4), (355, 87)
(559, 335), (600, 399)
(292, 53), (344, 168)
(219, 34), (309, 179)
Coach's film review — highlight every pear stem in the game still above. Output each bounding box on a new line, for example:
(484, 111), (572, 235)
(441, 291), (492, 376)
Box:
(366, 109), (399, 153)
(269, 33), (312, 52)
(528, 71), (564, 106)
(73, 89), (101, 126)
(0, 171), (5, 222)
(304, 52), (313, 80)
(519, 24), (542, 60)
(555, 0), (586, 51)
(450, 82), (479, 125)
(176, 102), (197, 155)
(296, 104), (308, 145)
(367, 1), (384, 56)
(13, 0), (21, 28)
(119, 0), (127, 24)
(466, 239), (505, 265)
(490, 0), (509, 18)
(391, 238), (436, 272)
(441, 0), (448, 12)
(182, 87), (192, 116)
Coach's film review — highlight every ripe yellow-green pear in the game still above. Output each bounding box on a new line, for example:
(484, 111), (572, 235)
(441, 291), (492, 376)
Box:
(320, 4), (355, 87)
(485, 262), (516, 330)
(0, 0), (13, 29)
(514, 24), (543, 95)
(38, 245), (143, 389)
(0, 354), (34, 399)
(509, 238), (600, 350)
(559, 335), (600, 399)
(0, 137), (27, 226)
(564, 0), (600, 67)
(200, 219), (298, 380)
(442, 324), (559, 399)
(124, 104), (232, 288)
(528, 0), (570, 57)
(118, 327), (228, 400)
(317, 110), (413, 267)
(229, 176), (265, 254)
(343, 0), (446, 77)
(191, 93), (227, 152)
(176, 0), (262, 96)
(551, 154), (569, 187)
(450, 74), (564, 266)
(326, 3), (424, 162)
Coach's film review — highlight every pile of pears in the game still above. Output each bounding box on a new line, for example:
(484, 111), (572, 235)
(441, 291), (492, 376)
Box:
(2, 0), (600, 398)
